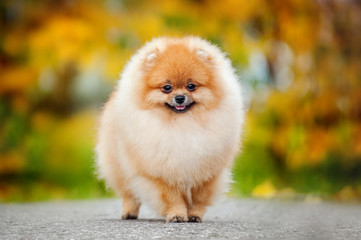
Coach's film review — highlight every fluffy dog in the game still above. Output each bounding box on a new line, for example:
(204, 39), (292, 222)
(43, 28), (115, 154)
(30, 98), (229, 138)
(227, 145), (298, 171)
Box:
(96, 36), (244, 222)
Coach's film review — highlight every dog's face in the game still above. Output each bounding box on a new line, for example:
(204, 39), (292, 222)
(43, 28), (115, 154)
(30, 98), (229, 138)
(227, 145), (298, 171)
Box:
(138, 44), (223, 115)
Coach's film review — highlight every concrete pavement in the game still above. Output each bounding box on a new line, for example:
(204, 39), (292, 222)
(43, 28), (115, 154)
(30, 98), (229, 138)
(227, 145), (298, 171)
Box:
(1, 198), (360, 239)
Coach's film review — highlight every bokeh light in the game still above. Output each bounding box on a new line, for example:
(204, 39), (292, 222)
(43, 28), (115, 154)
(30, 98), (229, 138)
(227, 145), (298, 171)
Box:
(1, 0), (361, 202)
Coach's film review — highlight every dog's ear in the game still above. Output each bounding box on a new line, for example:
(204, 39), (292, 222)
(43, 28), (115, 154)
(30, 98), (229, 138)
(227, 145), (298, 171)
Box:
(146, 52), (157, 62)
(196, 49), (212, 63)
(144, 49), (159, 68)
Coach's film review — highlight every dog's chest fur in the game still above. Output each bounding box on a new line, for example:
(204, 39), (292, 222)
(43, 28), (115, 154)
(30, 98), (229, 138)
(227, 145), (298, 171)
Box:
(118, 105), (237, 185)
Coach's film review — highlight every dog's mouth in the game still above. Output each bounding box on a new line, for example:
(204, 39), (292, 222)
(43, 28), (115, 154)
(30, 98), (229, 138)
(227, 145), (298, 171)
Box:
(165, 102), (195, 113)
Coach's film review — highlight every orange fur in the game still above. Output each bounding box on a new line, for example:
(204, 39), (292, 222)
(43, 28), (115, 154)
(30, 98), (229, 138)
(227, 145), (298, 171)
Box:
(121, 190), (141, 219)
(140, 43), (224, 113)
(149, 177), (188, 221)
(188, 175), (219, 219)
(95, 36), (244, 222)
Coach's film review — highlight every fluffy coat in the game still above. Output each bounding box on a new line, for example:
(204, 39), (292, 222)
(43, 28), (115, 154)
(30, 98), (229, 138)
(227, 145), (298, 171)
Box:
(96, 36), (244, 222)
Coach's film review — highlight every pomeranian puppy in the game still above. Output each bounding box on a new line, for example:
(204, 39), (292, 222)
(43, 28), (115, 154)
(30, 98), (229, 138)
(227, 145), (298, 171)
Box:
(96, 36), (244, 223)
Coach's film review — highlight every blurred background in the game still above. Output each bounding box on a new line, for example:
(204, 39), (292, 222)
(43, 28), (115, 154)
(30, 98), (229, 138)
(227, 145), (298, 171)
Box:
(1, 0), (361, 202)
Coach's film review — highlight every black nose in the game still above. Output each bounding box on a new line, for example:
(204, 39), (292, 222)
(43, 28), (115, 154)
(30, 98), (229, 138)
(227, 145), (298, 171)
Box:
(175, 95), (185, 104)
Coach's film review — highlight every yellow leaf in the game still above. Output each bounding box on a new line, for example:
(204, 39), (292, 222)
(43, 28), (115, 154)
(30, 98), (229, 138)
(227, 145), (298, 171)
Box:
(252, 180), (276, 199)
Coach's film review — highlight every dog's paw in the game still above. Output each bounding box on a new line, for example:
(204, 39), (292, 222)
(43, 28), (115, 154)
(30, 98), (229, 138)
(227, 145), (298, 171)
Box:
(166, 215), (188, 223)
(122, 214), (138, 220)
(188, 216), (202, 223)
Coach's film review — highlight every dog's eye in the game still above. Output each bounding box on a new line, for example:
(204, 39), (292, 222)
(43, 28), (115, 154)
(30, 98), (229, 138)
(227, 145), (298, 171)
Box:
(162, 85), (173, 93)
(186, 83), (196, 91)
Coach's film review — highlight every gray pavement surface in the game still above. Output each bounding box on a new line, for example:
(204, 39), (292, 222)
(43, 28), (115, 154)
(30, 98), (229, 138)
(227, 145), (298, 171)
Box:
(1, 198), (360, 240)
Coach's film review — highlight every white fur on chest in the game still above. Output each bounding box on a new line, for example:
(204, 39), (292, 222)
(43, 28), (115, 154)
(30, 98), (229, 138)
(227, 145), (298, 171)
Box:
(116, 100), (239, 185)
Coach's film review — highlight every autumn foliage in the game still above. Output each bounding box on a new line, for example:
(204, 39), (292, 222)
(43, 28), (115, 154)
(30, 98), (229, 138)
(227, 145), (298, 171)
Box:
(1, 0), (360, 201)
